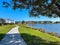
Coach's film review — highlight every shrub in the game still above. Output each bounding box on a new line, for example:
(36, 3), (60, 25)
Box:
(47, 32), (58, 37)
(39, 28), (45, 33)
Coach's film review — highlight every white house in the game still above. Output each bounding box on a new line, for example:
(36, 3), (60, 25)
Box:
(0, 18), (15, 24)
(4, 19), (15, 24)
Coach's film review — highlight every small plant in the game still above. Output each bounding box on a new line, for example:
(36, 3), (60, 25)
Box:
(39, 28), (45, 33)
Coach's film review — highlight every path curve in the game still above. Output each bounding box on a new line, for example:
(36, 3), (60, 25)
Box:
(0, 25), (27, 45)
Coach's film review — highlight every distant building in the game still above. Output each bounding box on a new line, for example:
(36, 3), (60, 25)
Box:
(0, 18), (15, 24)
(0, 18), (5, 23)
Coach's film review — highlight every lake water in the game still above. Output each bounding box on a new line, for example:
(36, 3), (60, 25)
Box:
(29, 24), (60, 34)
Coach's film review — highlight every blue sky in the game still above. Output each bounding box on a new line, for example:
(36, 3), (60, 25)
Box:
(0, 0), (60, 21)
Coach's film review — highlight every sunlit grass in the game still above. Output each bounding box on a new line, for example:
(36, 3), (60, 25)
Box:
(19, 24), (60, 45)
(0, 25), (15, 41)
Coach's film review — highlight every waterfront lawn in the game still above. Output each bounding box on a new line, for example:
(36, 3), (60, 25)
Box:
(19, 24), (60, 45)
(0, 25), (15, 41)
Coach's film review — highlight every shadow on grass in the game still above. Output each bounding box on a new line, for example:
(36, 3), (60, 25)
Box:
(21, 33), (60, 45)
(0, 33), (60, 45)
(0, 34), (5, 41)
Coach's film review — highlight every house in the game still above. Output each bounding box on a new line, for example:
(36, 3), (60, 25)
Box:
(4, 19), (15, 24)
(0, 18), (15, 24)
(0, 18), (5, 24)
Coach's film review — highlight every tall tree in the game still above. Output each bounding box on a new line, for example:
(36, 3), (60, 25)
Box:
(2, 0), (60, 17)
(22, 20), (25, 24)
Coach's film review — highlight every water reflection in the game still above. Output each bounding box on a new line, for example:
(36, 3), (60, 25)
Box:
(29, 24), (60, 34)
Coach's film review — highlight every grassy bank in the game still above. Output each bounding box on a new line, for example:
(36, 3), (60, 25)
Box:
(0, 25), (15, 41)
(19, 24), (60, 45)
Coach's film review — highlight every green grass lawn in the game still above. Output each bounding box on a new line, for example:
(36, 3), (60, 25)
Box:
(19, 24), (60, 45)
(0, 25), (15, 41)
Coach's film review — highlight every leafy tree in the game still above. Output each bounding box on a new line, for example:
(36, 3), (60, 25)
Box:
(22, 20), (25, 24)
(2, 0), (60, 17)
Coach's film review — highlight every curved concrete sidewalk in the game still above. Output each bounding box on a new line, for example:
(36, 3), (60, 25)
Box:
(0, 26), (27, 45)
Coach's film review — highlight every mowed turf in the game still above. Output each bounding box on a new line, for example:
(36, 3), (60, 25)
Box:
(0, 25), (15, 41)
(19, 24), (60, 45)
